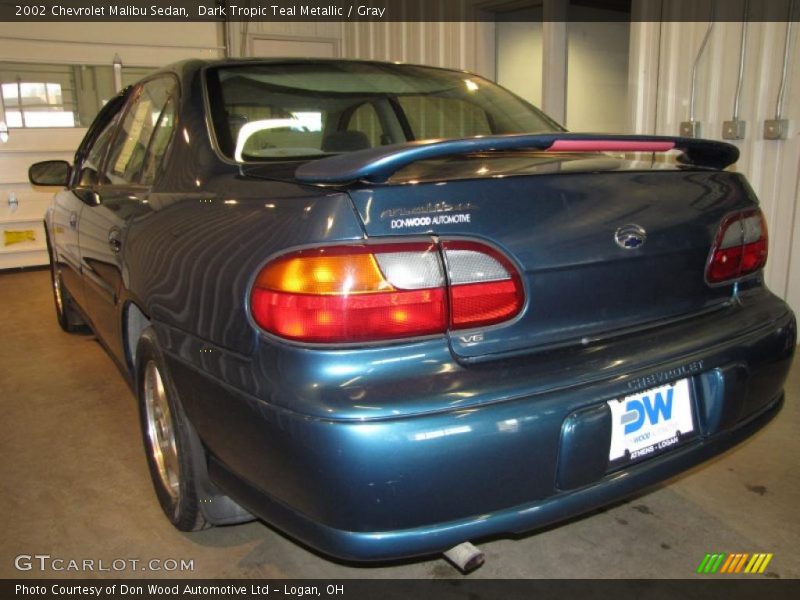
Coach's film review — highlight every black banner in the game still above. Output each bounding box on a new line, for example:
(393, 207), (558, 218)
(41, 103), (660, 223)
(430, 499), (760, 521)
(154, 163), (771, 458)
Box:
(4, 579), (800, 600)
(0, 0), (798, 22)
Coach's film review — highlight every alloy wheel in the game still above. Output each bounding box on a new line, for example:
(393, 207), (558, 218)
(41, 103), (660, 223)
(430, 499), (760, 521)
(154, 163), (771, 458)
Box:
(143, 360), (180, 502)
(52, 264), (64, 317)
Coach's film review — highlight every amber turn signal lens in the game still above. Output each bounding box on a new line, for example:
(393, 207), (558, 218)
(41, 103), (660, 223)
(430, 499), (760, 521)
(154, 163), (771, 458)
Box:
(251, 243), (447, 343)
(255, 253), (393, 295)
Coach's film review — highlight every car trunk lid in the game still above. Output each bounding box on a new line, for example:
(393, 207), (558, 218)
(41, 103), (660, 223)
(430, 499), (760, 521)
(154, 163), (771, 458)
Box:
(336, 153), (753, 360)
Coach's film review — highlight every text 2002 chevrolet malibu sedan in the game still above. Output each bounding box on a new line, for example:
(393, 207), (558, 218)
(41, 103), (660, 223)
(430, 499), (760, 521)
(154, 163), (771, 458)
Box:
(31, 59), (795, 565)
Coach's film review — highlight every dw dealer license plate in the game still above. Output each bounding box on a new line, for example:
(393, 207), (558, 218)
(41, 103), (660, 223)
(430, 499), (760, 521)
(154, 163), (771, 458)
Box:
(608, 378), (695, 466)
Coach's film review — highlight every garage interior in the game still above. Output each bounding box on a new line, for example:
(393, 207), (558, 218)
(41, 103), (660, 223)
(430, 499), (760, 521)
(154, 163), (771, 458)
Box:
(1, 0), (799, 579)
(2, 269), (799, 578)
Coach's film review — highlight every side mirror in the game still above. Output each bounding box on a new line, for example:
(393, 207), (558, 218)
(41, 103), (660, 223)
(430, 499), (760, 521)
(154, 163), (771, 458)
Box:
(29, 160), (71, 187)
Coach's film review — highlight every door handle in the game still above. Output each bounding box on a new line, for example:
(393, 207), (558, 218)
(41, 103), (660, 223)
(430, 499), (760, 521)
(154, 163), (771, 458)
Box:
(108, 228), (122, 253)
(69, 212), (78, 229)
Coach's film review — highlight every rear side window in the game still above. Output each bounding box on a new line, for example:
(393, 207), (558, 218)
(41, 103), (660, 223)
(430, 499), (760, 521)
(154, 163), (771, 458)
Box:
(105, 76), (177, 186)
(139, 95), (177, 186)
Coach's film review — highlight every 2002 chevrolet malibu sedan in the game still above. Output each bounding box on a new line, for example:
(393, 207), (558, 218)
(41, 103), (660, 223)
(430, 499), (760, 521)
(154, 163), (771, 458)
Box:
(31, 59), (795, 565)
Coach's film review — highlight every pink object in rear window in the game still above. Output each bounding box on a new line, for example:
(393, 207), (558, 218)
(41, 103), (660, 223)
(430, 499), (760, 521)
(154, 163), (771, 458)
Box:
(547, 140), (676, 152)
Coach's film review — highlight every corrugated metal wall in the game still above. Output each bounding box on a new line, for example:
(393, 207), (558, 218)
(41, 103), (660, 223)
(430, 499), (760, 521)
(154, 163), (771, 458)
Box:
(225, 22), (342, 57)
(340, 17), (495, 78)
(629, 12), (799, 314)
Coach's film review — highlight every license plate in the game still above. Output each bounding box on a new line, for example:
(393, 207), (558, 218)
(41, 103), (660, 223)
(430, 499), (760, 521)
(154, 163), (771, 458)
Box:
(607, 378), (695, 466)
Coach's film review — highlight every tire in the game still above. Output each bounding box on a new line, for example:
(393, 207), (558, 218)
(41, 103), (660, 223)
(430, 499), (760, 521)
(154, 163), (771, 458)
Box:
(136, 327), (209, 532)
(47, 237), (86, 333)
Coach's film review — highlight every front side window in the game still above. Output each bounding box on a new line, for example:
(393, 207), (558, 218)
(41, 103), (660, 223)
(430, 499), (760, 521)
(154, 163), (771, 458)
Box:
(71, 90), (129, 188)
(78, 118), (116, 186)
(206, 62), (561, 163)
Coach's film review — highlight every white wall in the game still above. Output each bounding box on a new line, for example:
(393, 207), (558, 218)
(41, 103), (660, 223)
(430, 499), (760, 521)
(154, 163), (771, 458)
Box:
(226, 21), (342, 58)
(629, 14), (800, 315)
(496, 8), (629, 133)
(496, 10), (544, 106)
(566, 19), (630, 133)
(496, 8), (629, 132)
(0, 22), (222, 66)
(340, 20), (496, 79)
(0, 23), (223, 269)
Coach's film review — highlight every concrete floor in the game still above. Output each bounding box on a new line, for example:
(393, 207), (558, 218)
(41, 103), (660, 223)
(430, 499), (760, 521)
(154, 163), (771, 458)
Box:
(1, 268), (798, 579)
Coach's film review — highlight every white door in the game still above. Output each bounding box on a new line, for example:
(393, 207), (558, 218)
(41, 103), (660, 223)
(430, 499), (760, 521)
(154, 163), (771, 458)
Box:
(0, 128), (85, 269)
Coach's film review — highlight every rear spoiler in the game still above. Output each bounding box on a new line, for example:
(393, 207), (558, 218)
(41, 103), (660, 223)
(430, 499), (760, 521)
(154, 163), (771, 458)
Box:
(294, 133), (739, 184)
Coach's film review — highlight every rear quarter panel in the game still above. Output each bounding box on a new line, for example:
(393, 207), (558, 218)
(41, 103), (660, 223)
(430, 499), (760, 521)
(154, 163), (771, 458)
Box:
(123, 181), (364, 355)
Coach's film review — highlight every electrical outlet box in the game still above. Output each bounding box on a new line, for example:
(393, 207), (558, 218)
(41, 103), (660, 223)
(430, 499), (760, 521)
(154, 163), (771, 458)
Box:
(763, 119), (788, 140)
(722, 120), (746, 140)
(680, 121), (702, 138)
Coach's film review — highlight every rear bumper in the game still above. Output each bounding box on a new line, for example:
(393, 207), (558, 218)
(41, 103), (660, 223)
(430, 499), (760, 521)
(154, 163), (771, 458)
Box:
(161, 289), (795, 561)
(209, 393), (784, 561)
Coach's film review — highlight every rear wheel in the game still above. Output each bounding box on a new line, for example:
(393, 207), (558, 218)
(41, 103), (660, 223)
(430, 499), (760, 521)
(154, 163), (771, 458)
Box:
(136, 327), (208, 531)
(48, 244), (86, 332)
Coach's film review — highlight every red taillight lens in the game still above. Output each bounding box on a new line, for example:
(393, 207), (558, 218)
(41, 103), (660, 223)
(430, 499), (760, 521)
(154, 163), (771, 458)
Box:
(251, 288), (447, 343)
(707, 209), (768, 284)
(251, 241), (524, 343)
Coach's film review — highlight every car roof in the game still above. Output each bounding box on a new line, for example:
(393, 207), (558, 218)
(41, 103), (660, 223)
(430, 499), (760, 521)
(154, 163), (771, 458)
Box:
(156, 57), (476, 81)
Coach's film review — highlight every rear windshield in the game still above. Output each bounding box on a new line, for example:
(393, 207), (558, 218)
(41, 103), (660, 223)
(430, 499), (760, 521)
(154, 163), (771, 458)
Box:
(205, 61), (562, 162)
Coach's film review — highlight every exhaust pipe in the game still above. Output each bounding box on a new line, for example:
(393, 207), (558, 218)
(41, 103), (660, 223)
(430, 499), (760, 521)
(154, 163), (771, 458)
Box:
(443, 542), (485, 574)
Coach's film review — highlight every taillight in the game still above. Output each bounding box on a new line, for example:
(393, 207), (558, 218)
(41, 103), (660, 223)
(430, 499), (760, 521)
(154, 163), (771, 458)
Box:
(251, 243), (446, 343)
(442, 241), (525, 329)
(250, 240), (524, 343)
(706, 209), (768, 284)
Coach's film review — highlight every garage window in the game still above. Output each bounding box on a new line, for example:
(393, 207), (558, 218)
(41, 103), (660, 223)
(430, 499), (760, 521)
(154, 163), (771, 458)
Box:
(1, 80), (75, 128)
(0, 62), (156, 129)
